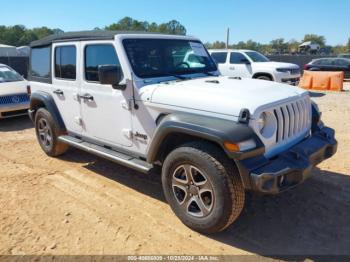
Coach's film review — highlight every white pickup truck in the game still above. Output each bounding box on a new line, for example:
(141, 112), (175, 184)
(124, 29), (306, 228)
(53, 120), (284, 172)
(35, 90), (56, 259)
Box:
(28, 31), (337, 233)
(209, 49), (301, 85)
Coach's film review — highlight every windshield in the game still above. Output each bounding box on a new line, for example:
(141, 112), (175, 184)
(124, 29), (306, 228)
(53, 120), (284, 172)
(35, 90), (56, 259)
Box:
(244, 51), (270, 62)
(0, 66), (23, 83)
(123, 39), (217, 78)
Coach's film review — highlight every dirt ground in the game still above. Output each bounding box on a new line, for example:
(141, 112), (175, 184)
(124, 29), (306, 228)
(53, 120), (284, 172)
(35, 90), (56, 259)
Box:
(0, 83), (349, 259)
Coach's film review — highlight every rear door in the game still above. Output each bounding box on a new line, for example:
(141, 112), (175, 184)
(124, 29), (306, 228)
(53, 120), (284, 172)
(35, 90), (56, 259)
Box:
(51, 43), (82, 134)
(79, 41), (133, 147)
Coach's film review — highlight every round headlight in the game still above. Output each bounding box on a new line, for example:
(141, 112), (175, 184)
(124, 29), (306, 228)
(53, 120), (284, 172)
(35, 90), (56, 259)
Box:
(257, 112), (277, 139)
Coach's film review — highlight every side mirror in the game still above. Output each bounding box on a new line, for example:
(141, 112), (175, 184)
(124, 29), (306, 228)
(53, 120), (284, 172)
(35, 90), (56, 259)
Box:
(98, 65), (125, 90)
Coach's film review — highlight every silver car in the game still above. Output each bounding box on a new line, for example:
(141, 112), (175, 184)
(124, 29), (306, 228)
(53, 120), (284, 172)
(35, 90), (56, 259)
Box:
(0, 64), (30, 119)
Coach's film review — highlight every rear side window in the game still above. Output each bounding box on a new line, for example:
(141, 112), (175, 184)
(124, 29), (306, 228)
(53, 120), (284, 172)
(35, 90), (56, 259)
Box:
(85, 44), (121, 82)
(335, 59), (349, 66)
(317, 59), (333, 66)
(31, 46), (51, 79)
(230, 52), (248, 64)
(55, 46), (77, 80)
(210, 52), (227, 64)
(312, 60), (321, 65)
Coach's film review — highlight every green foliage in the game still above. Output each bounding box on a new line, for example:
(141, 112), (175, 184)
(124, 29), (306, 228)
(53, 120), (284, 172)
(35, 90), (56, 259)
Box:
(206, 34), (350, 55)
(206, 41), (226, 49)
(105, 17), (186, 35)
(232, 40), (262, 51)
(270, 38), (288, 53)
(0, 19), (347, 56)
(0, 17), (186, 47)
(332, 45), (348, 55)
(302, 34), (326, 47)
(0, 25), (55, 46)
(287, 39), (300, 53)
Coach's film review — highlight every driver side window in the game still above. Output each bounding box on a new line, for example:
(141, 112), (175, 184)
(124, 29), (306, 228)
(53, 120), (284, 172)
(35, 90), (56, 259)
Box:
(85, 44), (122, 82)
(230, 52), (248, 64)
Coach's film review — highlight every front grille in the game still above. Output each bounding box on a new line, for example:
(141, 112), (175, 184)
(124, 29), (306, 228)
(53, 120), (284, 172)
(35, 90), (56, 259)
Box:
(290, 69), (300, 75)
(273, 97), (311, 143)
(0, 94), (30, 105)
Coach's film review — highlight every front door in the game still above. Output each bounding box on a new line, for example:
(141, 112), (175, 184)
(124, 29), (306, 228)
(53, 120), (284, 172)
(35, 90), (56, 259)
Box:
(228, 52), (252, 78)
(51, 43), (82, 134)
(80, 42), (133, 147)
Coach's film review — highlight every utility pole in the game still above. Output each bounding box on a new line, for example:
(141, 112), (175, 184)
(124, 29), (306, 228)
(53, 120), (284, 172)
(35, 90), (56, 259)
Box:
(226, 28), (230, 49)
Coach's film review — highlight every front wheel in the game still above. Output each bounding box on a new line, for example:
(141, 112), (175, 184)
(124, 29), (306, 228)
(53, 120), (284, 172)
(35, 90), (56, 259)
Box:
(256, 75), (272, 81)
(162, 142), (245, 234)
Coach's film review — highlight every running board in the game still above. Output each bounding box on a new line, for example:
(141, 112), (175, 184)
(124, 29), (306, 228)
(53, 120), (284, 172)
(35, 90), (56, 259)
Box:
(58, 135), (152, 173)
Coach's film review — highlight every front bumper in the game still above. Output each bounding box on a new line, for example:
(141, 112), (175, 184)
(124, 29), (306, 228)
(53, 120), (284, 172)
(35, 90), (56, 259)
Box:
(274, 72), (301, 86)
(0, 102), (29, 118)
(239, 126), (337, 194)
(281, 77), (300, 86)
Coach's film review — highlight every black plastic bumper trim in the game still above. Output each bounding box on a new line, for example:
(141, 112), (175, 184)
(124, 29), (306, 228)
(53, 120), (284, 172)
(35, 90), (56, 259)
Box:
(239, 126), (337, 194)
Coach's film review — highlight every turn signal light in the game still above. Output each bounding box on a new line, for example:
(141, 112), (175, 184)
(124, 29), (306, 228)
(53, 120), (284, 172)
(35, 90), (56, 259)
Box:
(224, 142), (240, 152)
(224, 139), (257, 152)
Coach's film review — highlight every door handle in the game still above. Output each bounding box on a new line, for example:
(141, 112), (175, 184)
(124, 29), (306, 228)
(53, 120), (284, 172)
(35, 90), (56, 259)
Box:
(53, 89), (64, 95)
(229, 66), (235, 70)
(78, 93), (94, 101)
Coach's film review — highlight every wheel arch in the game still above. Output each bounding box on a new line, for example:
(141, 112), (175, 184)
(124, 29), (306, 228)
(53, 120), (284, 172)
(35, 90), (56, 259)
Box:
(146, 113), (264, 189)
(252, 72), (274, 81)
(29, 91), (66, 132)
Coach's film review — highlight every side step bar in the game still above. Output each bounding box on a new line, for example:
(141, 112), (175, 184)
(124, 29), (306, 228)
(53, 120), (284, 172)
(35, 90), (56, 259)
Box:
(58, 135), (153, 173)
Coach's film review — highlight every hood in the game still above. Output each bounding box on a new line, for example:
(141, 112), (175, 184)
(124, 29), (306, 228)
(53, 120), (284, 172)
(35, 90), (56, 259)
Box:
(149, 76), (308, 117)
(254, 61), (300, 69)
(0, 80), (28, 95)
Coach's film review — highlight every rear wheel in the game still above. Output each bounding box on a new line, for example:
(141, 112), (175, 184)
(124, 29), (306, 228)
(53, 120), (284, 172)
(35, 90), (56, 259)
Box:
(162, 142), (245, 234)
(35, 108), (68, 157)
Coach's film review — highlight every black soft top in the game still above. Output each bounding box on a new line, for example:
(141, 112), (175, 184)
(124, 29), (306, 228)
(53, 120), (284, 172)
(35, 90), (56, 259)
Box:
(30, 30), (164, 47)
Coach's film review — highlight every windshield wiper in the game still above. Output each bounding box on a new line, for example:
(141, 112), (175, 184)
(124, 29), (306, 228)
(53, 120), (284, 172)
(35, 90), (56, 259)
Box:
(202, 71), (217, 77)
(167, 74), (189, 80)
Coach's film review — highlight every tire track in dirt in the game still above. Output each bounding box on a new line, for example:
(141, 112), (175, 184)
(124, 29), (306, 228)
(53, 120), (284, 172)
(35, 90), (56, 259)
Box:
(46, 169), (241, 254)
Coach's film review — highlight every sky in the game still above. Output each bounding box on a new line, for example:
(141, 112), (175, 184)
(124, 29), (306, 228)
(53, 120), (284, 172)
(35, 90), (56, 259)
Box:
(1, 0), (349, 45)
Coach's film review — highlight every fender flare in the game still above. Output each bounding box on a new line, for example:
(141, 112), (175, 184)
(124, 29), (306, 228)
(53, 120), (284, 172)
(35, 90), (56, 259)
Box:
(29, 91), (66, 131)
(146, 113), (264, 163)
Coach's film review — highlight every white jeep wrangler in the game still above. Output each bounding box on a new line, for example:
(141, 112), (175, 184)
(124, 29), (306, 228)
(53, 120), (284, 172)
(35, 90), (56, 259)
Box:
(28, 31), (337, 234)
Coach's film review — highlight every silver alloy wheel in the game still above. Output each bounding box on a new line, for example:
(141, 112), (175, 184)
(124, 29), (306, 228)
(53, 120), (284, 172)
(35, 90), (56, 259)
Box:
(38, 118), (53, 150)
(172, 164), (214, 218)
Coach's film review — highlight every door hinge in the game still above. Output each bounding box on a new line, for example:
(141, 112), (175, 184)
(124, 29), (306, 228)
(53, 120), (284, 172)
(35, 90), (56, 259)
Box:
(122, 129), (133, 139)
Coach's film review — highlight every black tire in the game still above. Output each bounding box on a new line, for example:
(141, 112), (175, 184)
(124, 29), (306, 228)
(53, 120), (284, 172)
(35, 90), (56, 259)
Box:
(162, 142), (245, 234)
(256, 75), (272, 81)
(34, 108), (68, 157)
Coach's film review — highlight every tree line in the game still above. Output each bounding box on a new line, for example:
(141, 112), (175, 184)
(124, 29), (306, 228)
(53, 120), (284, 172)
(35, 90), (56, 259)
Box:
(0, 17), (186, 47)
(205, 34), (350, 55)
(0, 17), (349, 55)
